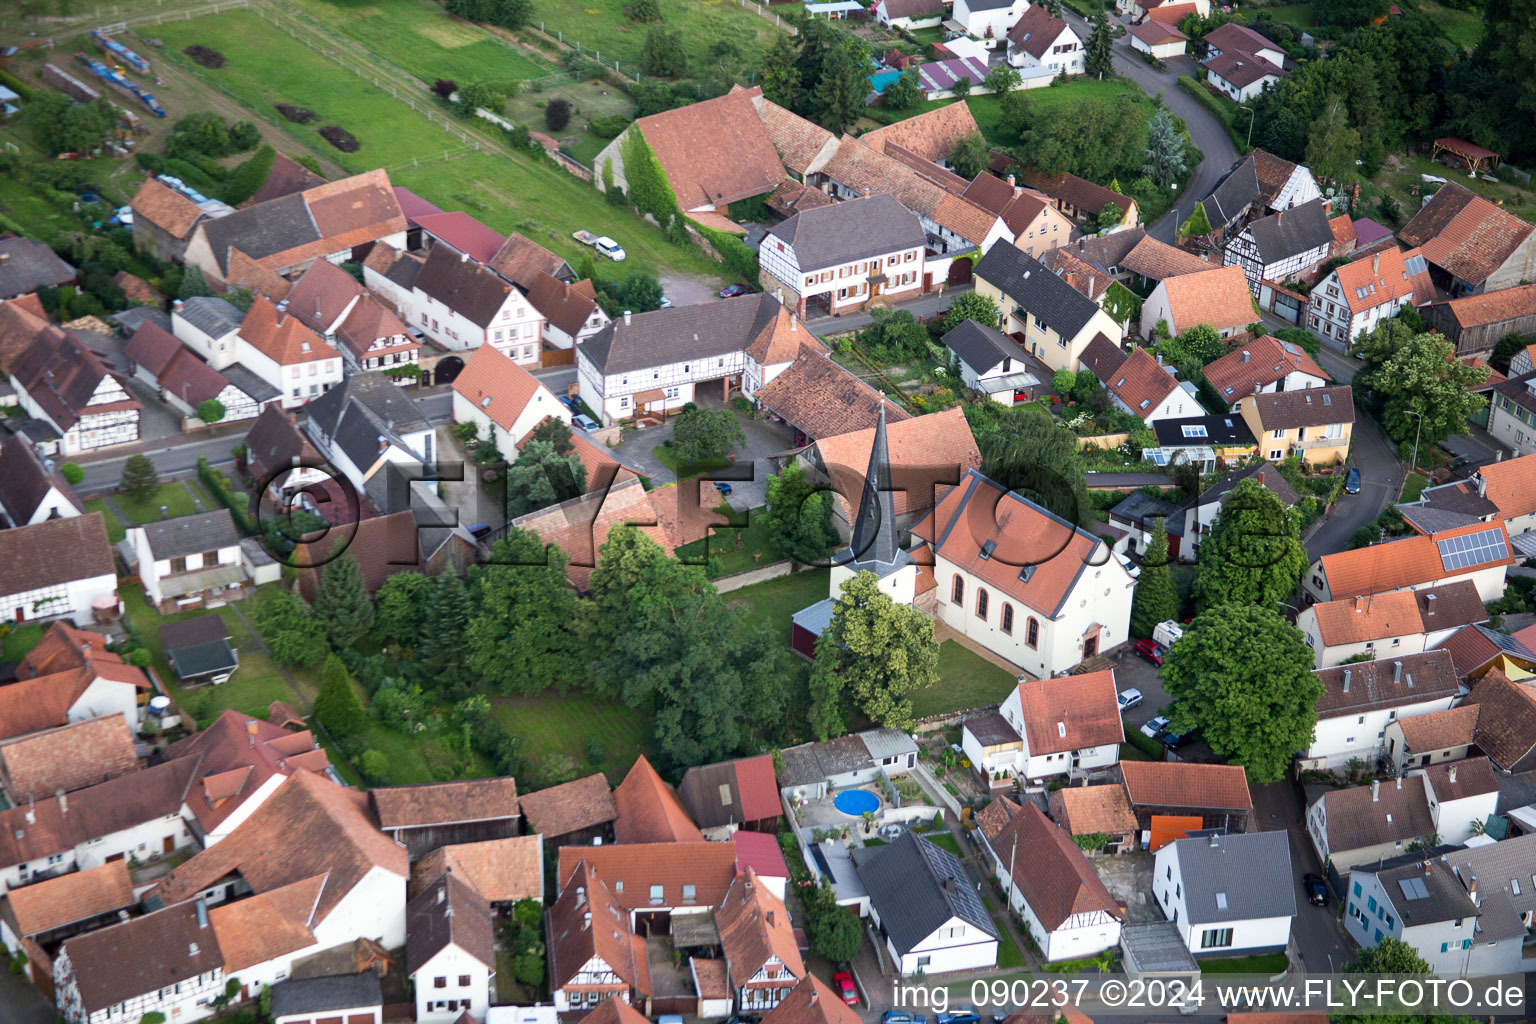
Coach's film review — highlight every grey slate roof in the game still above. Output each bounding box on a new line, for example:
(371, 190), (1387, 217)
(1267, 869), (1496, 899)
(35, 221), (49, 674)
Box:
(1171, 831), (1295, 925)
(157, 613), (232, 651)
(1442, 832), (1536, 939)
(176, 296), (244, 339)
(1369, 858), (1478, 928)
(411, 245), (512, 328)
(1399, 504), (1484, 535)
(222, 363), (281, 403)
(1201, 157), (1260, 232)
(137, 509), (242, 560)
(0, 236), (76, 299)
(580, 292), (786, 375)
(778, 734), (875, 788)
(766, 193), (925, 273)
(857, 831), (997, 955)
(838, 403), (912, 579)
(305, 373), (430, 511)
(1047, 228), (1147, 276)
(109, 306), (173, 337)
(973, 244), (1100, 339)
(1243, 198), (1333, 264)
(197, 192), (319, 274)
(1194, 461), (1298, 506)
(1153, 414), (1255, 450)
(0, 437), (84, 527)
(1109, 491), (1183, 527)
(860, 727), (918, 761)
(267, 973), (383, 1019)
(943, 319), (1017, 374)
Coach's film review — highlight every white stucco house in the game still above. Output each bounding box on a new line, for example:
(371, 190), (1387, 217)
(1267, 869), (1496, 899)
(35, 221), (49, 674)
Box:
(0, 439), (83, 528)
(236, 296), (345, 410)
(857, 831), (999, 974)
(172, 296), (245, 371)
(1005, 6), (1084, 74)
(408, 874), (496, 1024)
(1103, 347), (1201, 426)
(128, 509), (248, 614)
(451, 343), (572, 455)
(400, 246), (545, 368)
(1298, 651), (1463, 772)
(941, 319), (1042, 407)
(1306, 247), (1433, 348)
(758, 194), (926, 321)
(1153, 832), (1296, 956)
(874, 0), (944, 29)
(1297, 586), (1486, 670)
(963, 671), (1124, 785)
(989, 803), (1123, 960)
(303, 371), (436, 516)
(947, 0), (1027, 47)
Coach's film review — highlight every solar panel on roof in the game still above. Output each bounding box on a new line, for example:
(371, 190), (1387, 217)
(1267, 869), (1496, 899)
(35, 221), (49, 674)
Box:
(1398, 877), (1431, 900)
(1404, 254), (1427, 275)
(1436, 528), (1508, 571)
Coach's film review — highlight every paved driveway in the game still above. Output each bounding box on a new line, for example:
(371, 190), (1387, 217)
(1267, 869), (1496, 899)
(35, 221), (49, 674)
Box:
(1251, 779), (1356, 974)
(0, 969), (53, 1024)
(604, 399), (794, 511)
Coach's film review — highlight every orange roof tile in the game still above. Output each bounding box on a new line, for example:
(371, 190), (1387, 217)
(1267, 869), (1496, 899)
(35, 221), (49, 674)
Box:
(209, 874), (323, 971)
(1203, 334), (1328, 401)
(1147, 2), (1198, 22)
(580, 998), (654, 1024)
(452, 343), (563, 432)
(1048, 785), (1137, 835)
(1015, 670), (1124, 756)
(753, 96), (838, 177)
(1318, 521), (1513, 599)
(1329, 215), (1357, 247)
(1395, 704), (1480, 753)
(371, 777), (519, 829)
(411, 835), (543, 903)
(863, 103), (982, 164)
(556, 841), (738, 913)
(551, 861), (651, 995)
(0, 716), (139, 801)
(4, 860), (134, 937)
(167, 709), (333, 835)
(130, 176), (204, 239)
(224, 248), (293, 302)
(1158, 264), (1255, 333)
(1309, 589), (1424, 646)
(238, 295), (337, 366)
(1331, 246), (1423, 315)
(1400, 183), (1534, 287)
(1105, 346), (1180, 416)
(1119, 761), (1253, 810)
(995, 803), (1122, 931)
(637, 87), (785, 210)
(1442, 283), (1536, 329)
(812, 405), (979, 521)
(760, 975), (864, 1024)
(1474, 453), (1536, 522)
(717, 868), (804, 986)
(613, 756), (703, 844)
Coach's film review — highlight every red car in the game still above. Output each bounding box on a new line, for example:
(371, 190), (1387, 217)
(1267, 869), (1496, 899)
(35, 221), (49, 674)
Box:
(1134, 638), (1165, 666)
(832, 971), (858, 1006)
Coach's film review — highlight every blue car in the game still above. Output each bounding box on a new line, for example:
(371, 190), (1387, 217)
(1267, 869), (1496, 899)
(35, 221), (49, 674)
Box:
(1345, 467), (1361, 494)
(936, 1013), (980, 1024)
(715, 482), (733, 496)
(881, 1014), (927, 1024)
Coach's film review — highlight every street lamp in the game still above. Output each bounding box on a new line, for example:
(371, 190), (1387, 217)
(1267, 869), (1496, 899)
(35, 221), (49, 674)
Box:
(1405, 408), (1424, 472)
(1239, 105), (1257, 147)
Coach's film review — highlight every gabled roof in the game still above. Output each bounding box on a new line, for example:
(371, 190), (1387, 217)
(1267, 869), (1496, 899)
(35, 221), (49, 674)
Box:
(1330, 245), (1426, 315)
(766, 193), (925, 273)
(1167, 831), (1295, 924)
(487, 231), (572, 290)
(1119, 235), (1214, 281)
(581, 292), (797, 375)
(0, 715), (138, 801)
(1014, 671), (1124, 757)
(1312, 584), (1484, 648)
(244, 152), (327, 208)
(1204, 335), (1327, 400)
(0, 512), (115, 603)
(10, 326), (139, 432)
(516, 772), (618, 838)
(411, 835), (543, 904)
(1246, 384), (1353, 429)
(1317, 775), (1436, 852)
(1128, 18), (1188, 44)
(1313, 649), (1461, 718)
(1395, 703), (1480, 753)
(942, 319), (1018, 374)
(3, 859), (134, 938)
(176, 295), (244, 339)
(335, 293), (413, 359)
(1466, 670), (1536, 772)
(911, 469), (1116, 617)
(410, 244), (516, 328)
(717, 868), (804, 985)
(1105, 346), (1179, 415)
(209, 873), (324, 972)
(1241, 199), (1332, 265)
(1399, 182), (1535, 287)
(636, 87), (785, 209)
(0, 294), (50, 375)
(1417, 756), (1498, 803)
(1201, 157), (1261, 231)
(525, 272), (601, 339)
(239, 295), (337, 366)
(1146, 0), (1197, 22)
(135, 508), (241, 560)
(678, 754), (781, 829)
(283, 257), (364, 335)
(1006, 5), (1074, 59)
(759, 976), (864, 1024)
(0, 433), (84, 526)
(753, 96), (839, 178)
(995, 803), (1121, 931)
(581, 998), (656, 1024)
(1472, 453), (1536, 523)
(1119, 760), (1252, 811)
(549, 860), (649, 993)
(124, 319), (187, 376)
(0, 237), (74, 299)
(407, 871), (495, 973)
(166, 709), (333, 835)
(733, 828), (791, 880)
(857, 831), (997, 955)
(1318, 521), (1512, 599)
(197, 192), (319, 275)
(1437, 283), (1536, 329)
(371, 777), (519, 830)
(453, 342), (564, 431)
(862, 102), (981, 164)
(59, 899), (224, 1014)
(555, 841), (738, 912)
(304, 371), (431, 499)
(1079, 333), (1128, 381)
(151, 769), (409, 922)
(614, 755), (703, 844)
(753, 343), (911, 440)
(415, 210), (507, 264)
(819, 134), (999, 245)
(244, 403), (319, 480)
(129, 176), (204, 239)
(1204, 22), (1284, 59)
(974, 244), (1102, 340)
(268, 973), (383, 1019)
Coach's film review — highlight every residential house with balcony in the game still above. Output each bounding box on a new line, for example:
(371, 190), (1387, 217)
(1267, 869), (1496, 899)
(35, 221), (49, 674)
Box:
(398, 246), (545, 367)
(912, 469), (1136, 677)
(1304, 521), (1513, 604)
(1239, 384), (1353, 466)
(1296, 584), (1487, 669)
(856, 831), (999, 974)
(282, 257), (420, 380)
(1203, 334), (1329, 412)
(0, 437), (83, 527)
(1307, 247), (1434, 348)
(946, 0), (1026, 47)
(128, 510), (247, 614)
(963, 672), (1124, 784)
(1141, 413), (1257, 476)
(1485, 372), (1536, 459)
(303, 371), (435, 516)
(1005, 6), (1084, 74)
(1153, 832), (1295, 955)
(759, 194), (926, 320)
(1139, 264), (1255, 339)
(1298, 650), (1463, 771)
(0, 514), (118, 628)
(576, 293), (804, 426)
(1398, 182), (1536, 296)
(972, 244), (1124, 375)
(1223, 199), (1333, 295)
(9, 324), (139, 455)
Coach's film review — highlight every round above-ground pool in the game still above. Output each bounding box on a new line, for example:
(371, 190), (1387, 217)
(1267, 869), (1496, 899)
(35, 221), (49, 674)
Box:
(833, 789), (880, 816)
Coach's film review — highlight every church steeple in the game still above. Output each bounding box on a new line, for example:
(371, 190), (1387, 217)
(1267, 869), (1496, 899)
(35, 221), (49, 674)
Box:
(842, 402), (910, 576)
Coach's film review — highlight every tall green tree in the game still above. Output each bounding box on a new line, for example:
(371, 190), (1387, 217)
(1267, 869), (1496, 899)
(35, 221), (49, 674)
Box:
(807, 647), (848, 741)
(1192, 477), (1307, 612)
(881, 68), (922, 112)
(811, 571), (938, 731)
(1085, 12), (1114, 78)
(1141, 107), (1186, 188)
(985, 65), (1021, 95)
(312, 653), (366, 737)
(416, 569), (471, 694)
(178, 264), (212, 300)
(1305, 97), (1362, 185)
(948, 130), (990, 181)
(943, 290), (1000, 331)
(972, 405), (1094, 528)
(669, 405), (745, 465)
(1352, 319), (1489, 448)
(803, 879), (862, 963)
(119, 453), (160, 496)
(642, 27), (688, 76)
(255, 589), (329, 668)
(813, 35), (870, 135)
(1130, 522), (1178, 638)
(313, 551), (375, 650)
(1022, 95), (1145, 182)
(764, 462), (837, 565)
(1160, 604), (1321, 784)
(506, 439), (587, 519)
(760, 33), (802, 110)
(467, 529), (586, 694)
(374, 571), (433, 651)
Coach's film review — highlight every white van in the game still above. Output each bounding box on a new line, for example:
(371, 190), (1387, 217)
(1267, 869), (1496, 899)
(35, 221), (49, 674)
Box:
(1152, 620), (1184, 650)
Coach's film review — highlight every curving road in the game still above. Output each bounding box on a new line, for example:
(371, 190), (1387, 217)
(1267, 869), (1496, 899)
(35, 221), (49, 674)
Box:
(1056, 11), (1240, 242)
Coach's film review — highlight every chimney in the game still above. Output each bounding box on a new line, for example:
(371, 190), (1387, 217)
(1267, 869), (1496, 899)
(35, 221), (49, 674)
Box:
(1469, 875), (1479, 901)
(173, 299), (184, 313)
(247, 719), (259, 747)
(1007, 173), (1016, 188)
(1477, 475), (1488, 497)
(624, 310), (632, 325)
(1355, 595), (1367, 613)
(1275, 209), (1282, 225)
(438, 885), (446, 904)
(57, 790), (67, 814)
(81, 640), (91, 658)
(1241, 350), (1250, 364)
(1423, 859), (1432, 876)
(1427, 593), (1437, 614)
(196, 899), (208, 929)
(1396, 776), (1403, 790)
(1449, 765), (1458, 785)
(1372, 779), (1380, 802)
(1258, 472), (1265, 486)
(1393, 661), (1403, 683)
(160, 505), (169, 519)
(1208, 833), (1220, 848)
(0, 253), (10, 267)
(1498, 451), (1504, 462)
(1342, 669), (1351, 693)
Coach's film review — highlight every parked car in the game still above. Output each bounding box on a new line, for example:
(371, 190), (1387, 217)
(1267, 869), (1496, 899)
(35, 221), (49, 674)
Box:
(1141, 715), (1170, 740)
(1345, 467), (1361, 494)
(881, 1014), (927, 1024)
(1303, 872), (1329, 906)
(719, 283), (754, 299)
(1152, 619), (1184, 650)
(594, 236), (626, 261)
(465, 522), (493, 540)
(1117, 688), (1144, 712)
(559, 395), (579, 413)
(832, 972), (858, 1007)
(1133, 638), (1165, 666)
(714, 482), (733, 496)
(936, 1011), (979, 1024)
(1162, 726), (1195, 749)
(659, 295), (673, 309)
(572, 413), (600, 431)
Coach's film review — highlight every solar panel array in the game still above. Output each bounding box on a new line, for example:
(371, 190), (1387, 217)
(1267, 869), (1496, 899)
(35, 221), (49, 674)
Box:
(1398, 876), (1431, 900)
(1436, 528), (1508, 571)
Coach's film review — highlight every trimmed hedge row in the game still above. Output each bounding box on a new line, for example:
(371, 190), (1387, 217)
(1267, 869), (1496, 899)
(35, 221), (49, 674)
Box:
(198, 455), (255, 535)
(694, 221), (759, 283)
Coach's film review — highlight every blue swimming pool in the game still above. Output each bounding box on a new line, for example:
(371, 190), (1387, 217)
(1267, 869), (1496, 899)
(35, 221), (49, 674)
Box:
(833, 789), (880, 816)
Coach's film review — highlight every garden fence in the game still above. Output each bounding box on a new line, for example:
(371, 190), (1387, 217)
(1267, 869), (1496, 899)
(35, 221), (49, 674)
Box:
(113, 0), (252, 29)
(735, 0), (798, 35)
(534, 27), (642, 82)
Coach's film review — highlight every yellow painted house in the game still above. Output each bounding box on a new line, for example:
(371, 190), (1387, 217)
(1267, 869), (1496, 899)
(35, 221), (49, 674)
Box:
(1239, 384), (1355, 467)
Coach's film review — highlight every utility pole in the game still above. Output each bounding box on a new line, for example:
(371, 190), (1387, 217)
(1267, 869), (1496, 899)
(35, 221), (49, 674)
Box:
(1239, 105), (1256, 148)
(1406, 408), (1424, 472)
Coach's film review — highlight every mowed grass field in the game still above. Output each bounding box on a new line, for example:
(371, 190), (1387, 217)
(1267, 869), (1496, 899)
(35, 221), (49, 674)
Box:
(859, 79), (1153, 148)
(293, 0), (557, 84)
(149, 9), (724, 283)
(492, 691), (652, 782)
(530, 0), (781, 73)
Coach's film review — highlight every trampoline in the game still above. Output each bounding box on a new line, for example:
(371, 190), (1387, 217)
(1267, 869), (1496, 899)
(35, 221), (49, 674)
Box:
(833, 789), (880, 816)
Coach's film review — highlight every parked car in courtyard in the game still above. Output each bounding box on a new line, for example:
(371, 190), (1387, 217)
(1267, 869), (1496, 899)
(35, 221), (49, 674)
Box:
(572, 412), (600, 431)
(1141, 715), (1170, 739)
(719, 283), (754, 298)
(1134, 638), (1165, 665)
(1117, 688), (1144, 712)
(833, 971), (858, 1006)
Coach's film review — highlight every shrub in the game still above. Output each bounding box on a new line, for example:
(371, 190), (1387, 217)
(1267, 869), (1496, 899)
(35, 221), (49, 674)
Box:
(198, 455), (255, 534)
(587, 736), (606, 764)
(590, 114), (630, 138)
(433, 78), (459, 99)
(196, 398), (226, 423)
(1126, 729), (1164, 759)
(545, 98), (572, 132)
(59, 461), (84, 485)
(360, 749), (390, 784)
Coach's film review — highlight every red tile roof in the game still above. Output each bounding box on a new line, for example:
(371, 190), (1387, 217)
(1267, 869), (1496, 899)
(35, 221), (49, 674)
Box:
(637, 87), (785, 209)
(239, 295), (337, 366)
(0, 715), (139, 801)
(1309, 589), (1423, 646)
(995, 803), (1122, 931)
(1014, 670), (1124, 757)
(732, 828), (790, 880)
(415, 210), (507, 264)
(614, 756), (703, 843)
(1048, 784), (1137, 836)
(1318, 521), (1513, 599)
(3, 859), (134, 937)
(166, 709), (333, 835)
(1399, 182), (1535, 287)
(517, 772), (618, 839)
(760, 975), (864, 1024)
(210, 874), (324, 971)
(1395, 704), (1480, 753)
(1129, 19), (1187, 44)
(1105, 346), (1180, 416)
(371, 777), (519, 829)
(718, 868), (804, 987)
(1440, 283), (1536, 329)
(1119, 761), (1254, 811)
(1157, 264), (1255, 333)
(1466, 670), (1536, 771)
(555, 841), (738, 913)
(129, 176), (203, 239)
(1473, 453), (1536, 522)
(755, 344), (910, 441)
(1331, 246), (1424, 315)
(488, 232), (570, 290)
(452, 343), (563, 432)
(411, 835), (543, 903)
(812, 405), (979, 521)
(550, 861), (651, 995)
(1203, 334), (1327, 401)
(1147, 2), (1197, 23)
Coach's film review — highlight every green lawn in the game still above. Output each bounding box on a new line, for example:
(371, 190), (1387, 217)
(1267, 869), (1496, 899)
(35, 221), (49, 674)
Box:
(1409, 0), (1483, 48)
(1257, 3), (1316, 29)
(993, 917), (1027, 970)
(349, 719), (495, 785)
(116, 482), (197, 525)
(911, 642), (1019, 719)
(864, 80), (1150, 149)
(84, 500), (127, 544)
(921, 831), (962, 856)
(674, 506), (786, 577)
(292, 0), (557, 85)
(491, 690), (651, 782)
(1401, 473), (1429, 502)
(504, 79), (633, 170)
(528, 0), (781, 76)
(1199, 952), (1289, 974)
(183, 476), (218, 512)
(726, 568), (830, 636)
(0, 623), (44, 662)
